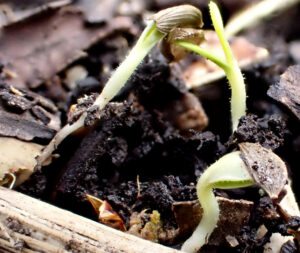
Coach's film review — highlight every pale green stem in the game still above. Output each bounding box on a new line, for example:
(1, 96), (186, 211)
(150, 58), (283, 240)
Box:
(93, 21), (165, 109)
(181, 151), (254, 253)
(175, 41), (229, 70)
(209, 1), (246, 131)
(36, 21), (165, 168)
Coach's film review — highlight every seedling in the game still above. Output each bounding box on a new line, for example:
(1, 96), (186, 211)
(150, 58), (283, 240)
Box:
(181, 142), (288, 252)
(36, 5), (203, 168)
(181, 151), (253, 252)
(175, 1), (246, 132)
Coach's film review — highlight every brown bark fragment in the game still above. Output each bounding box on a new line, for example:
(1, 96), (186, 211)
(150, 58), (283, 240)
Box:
(0, 82), (60, 142)
(0, 7), (137, 88)
(0, 0), (71, 27)
(267, 65), (300, 120)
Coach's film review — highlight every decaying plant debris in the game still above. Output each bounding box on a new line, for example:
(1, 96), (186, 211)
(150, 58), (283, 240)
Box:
(0, 0), (299, 252)
(0, 6), (138, 89)
(268, 65), (300, 120)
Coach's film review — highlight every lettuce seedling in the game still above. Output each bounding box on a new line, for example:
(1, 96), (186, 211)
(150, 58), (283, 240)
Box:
(36, 5), (203, 168)
(176, 1), (246, 132)
(181, 142), (288, 252)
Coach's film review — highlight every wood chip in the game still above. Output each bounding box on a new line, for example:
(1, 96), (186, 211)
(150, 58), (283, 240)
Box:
(239, 142), (288, 200)
(0, 7), (137, 88)
(267, 65), (300, 120)
(175, 31), (269, 88)
(86, 194), (126, 232)
(0, 187), (181, 253)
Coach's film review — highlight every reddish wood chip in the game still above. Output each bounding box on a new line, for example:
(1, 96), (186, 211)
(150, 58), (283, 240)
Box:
(0, 7), (137, 88)
(267, 65), (300, 120)
(86, 194), (126, 232)
(175, 31), (268, 88)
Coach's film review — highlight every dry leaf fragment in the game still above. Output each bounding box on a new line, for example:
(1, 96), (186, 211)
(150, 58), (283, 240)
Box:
(267, 65), (300, 120)
(239, 142), (288, 200)
(86, 194), (126, 231)
(0, 137), (43, 187)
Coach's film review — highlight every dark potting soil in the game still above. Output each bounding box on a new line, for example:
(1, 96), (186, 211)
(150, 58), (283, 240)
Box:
(16, 2), (300, 252)
(17, 47), (299, 251)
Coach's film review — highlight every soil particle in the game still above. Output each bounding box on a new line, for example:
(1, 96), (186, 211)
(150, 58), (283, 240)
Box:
(230, 114), (287, 150)
(53, 99), (224, 226)
(17, 170), (47, 198)
(69, 77), (101, 105)
(133, 49), (188, 111)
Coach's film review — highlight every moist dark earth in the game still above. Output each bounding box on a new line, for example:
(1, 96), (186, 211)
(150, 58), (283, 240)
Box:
(2, 0), (299, 252)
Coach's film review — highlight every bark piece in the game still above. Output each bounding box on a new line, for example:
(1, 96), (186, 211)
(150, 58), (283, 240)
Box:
(0, 7), (137, 88)
(267, 65), (300, 120)
(0, 0), (71, 27)
(0, 186), (181, 253)
(0, 83), (60, 142)
(175, 31), (269, 88)
(172, 197), (253, 246)
(239, 142), (288, 200)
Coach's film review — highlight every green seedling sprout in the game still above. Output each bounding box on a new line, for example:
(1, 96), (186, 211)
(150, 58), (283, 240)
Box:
(181, 142), (289, 253)
(36, 5), (203, 168)
(176, 1), (246, 132)
(181, 151), (254, 253)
